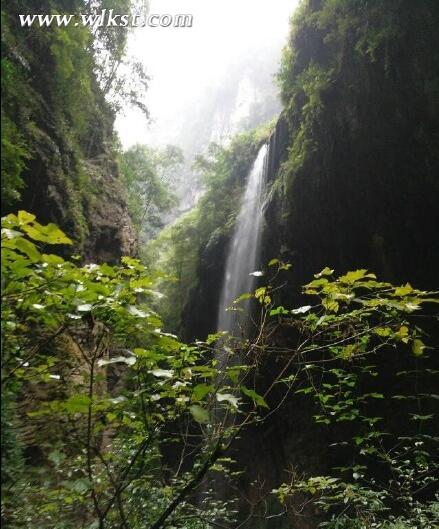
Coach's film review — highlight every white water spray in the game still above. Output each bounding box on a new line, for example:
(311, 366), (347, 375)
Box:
(217, 144), (268, 335)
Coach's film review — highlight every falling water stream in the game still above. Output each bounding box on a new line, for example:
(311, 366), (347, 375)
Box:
(204, 144), (269, 507)
(216, 144), (269, 337)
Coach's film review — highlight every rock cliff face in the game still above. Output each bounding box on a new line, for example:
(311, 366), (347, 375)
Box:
(181, 2), (439, 527)
(184, 0), (439, 337)
(263, 0), (439, 294)
(19, 110), (136, 263)
(2, 0), (136, 262)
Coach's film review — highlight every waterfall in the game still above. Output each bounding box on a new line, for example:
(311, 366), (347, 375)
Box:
(217, 144), (269, 336)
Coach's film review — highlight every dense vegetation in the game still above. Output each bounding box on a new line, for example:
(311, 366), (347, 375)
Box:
(2, 216), (438, 528)
(145, 124), (272, 334)
(119, 144), (182, 243)
(1, 1), (439, 528)
(268, 0), (439, 289)
(1, 0), (147, 256)
(1, 212), (243, 528)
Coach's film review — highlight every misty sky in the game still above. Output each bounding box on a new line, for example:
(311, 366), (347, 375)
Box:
(116, 0), (299, 149)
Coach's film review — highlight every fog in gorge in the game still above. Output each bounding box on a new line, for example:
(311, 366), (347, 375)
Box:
(116, 0), (298, 214)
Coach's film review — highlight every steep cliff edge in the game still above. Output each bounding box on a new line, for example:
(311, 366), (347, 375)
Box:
(264, 0), (439, 292)
(1, 1), (136, 262)
(184, 0), (439, 336)
(177, 2), (439, 527)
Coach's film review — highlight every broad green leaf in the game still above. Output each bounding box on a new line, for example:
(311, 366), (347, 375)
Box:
(396, 325), (410, 343)
(206, 331), (226, 344)
(48, 449), (66, 467)
(394, 283), (413, 296)
(12, 237), (41, 261)
(22, 222), (72, 244)
(189, 405), (210, 424)
(240, 386), (269, 408)
(270, 306), (289, 316)
(323, 298), (339, 313)
(192, 383), (214, 401)
(374, 327), (392, 337)
(42, 253), (65, 265)
(339, 344), (356, 360)
(339, 269), (370, 283)
(70, 478), (93, 493)
(412, 339), (425, 357)
(18, 211), (36, 225)
(314, 267), (334, 278)
(305, 278), (328, 289)
(64, 395), (91, 414)
(255, 287), (266, 300)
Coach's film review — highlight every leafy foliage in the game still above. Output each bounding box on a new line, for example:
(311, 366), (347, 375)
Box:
(119, 144), (181, 242)
(255, 263), (439, 528)
(1, 0), (149, 253)
(0, 212), (269, 529)
(145, 126), (272, 333)
(2, 213), (438, 528)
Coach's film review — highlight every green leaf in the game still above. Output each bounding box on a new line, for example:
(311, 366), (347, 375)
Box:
(394, 284), (413, 296)
(364, 393), (384, 399)
(374, 327), (392, 337)
(22, 222), (72, 244)
(192, 384), (214, 401)
(305, 278), (328, 289)
(412, 339), (425, 357)
(270, 305), (289, 316)
(48, 449), (66, 467)
(64, 394), (91, 414)
(17, 211), (36, 225)
(339, 269), (369, 283)
(410, 413), (434, 421)
(323, 298), (339, 313)
(42, 253), (65, 265)
(206, 332), (225, 344)
(255, 287), (266, 300)
(70, 478), (93, 493)
(396, 325), (410, 343)
(12, 237), (41, 261)
(314, 267), (334, 278)
(233, 293), (253, 305)
(240, 386), (269, 408)
(189, 405), (210, 424)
